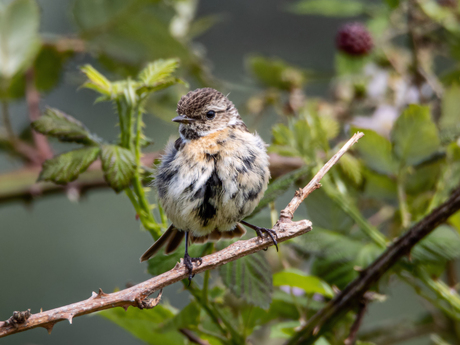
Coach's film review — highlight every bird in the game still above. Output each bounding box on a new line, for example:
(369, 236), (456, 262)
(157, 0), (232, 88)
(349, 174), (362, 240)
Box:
(140, 88), (277, 282)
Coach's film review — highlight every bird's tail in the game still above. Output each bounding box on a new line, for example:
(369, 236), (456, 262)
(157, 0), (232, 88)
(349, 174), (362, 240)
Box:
(140, 223), (247, 262)
(140, 224), (184, 262)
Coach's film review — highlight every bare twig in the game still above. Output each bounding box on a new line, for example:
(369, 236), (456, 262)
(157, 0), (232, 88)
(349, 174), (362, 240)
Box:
(286, 185), (460, 345)
(0, 152), (302, 205)
(279, 132), (364, 222)
(25, 68), (53, 162)
(0, 219), (312, 337)
(179, 329), (211, 345)
(0, 133), (364, 338)
(344, 299), (368, 345)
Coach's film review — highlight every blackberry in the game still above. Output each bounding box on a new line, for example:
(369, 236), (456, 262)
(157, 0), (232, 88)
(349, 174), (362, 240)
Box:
(336, 22), (373, 56)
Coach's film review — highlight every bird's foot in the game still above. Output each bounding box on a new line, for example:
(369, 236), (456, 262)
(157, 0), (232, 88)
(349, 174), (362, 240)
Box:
(253, 226), (279, 252)
(183, 253), (203, 286)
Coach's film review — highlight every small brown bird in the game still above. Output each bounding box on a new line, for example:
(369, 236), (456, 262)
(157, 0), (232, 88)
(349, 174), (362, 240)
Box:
(140, 88), (277, 282)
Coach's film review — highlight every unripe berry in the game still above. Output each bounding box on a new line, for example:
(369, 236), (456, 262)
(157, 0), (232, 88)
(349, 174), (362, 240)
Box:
(336, 22), (373, 56)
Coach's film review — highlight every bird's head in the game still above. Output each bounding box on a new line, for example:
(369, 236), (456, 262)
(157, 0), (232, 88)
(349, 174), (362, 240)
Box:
(174, 88), (245, 140)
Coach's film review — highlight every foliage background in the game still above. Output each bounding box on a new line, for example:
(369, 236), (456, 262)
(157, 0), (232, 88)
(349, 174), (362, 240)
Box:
(0, 0), (459, 344)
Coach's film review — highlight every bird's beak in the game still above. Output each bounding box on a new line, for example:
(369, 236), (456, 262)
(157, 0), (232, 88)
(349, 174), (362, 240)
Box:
(172, 115), (196, 124)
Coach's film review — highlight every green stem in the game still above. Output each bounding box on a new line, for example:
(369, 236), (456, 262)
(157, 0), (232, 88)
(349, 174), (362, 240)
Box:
(397, 171), (411, 228)
(116, 100), (126, 147)
(202, 269), (210, 305)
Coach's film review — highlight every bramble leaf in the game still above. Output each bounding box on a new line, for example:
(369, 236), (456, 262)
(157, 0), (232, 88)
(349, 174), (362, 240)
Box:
(81, 64), (112, 96)
(100, 145), (136, 192)
(138, 59), (180, 86)
(0, 0), (40, 79)
(273, 269), (333, 297)
(412, 225), (460, 264)
(99, 304), (183, 345)
(161, 301), (200, 332)
(31, 108), (101, 145)
(249, 165), (310, 217)
(391, 105), (440, 167)
(38, 147), (101, 184)
(352, 128), (397, 175)
(218, 242), (273, 309)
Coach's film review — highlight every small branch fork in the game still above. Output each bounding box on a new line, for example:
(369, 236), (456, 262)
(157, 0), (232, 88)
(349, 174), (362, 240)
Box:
(0, 133), (363, 338)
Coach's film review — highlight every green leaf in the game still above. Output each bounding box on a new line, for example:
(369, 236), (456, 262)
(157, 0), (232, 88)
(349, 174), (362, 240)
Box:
(338, 152), (363, 185)
(363, 170), (397, 201)
(412, 225), (460, 264)
(391, 105), (440, 167)
(100, 145), (136, 192)
(249, 165), (310, 217)
(81, 64), (112, 96)
(161, 301), (200, 332)
(273, 269), (333, 297)
(270, 320), (300, 339)
(138, 58), (180, 86)
(34, 45), (73, 93)
(218, 243), (273, 309)
(147, 243), (206, 276)
(31, 108), (101, 145)
(384, 0), (399, 8)
(352, 128), (397, 175)
(0, 0), (40, 79)
(287, 0), (366, 17)
(248, 56), (306, 90)
(38, 147), (101, 184)
(305, 188), (354, 232)
(100, 305), (184, 345)
(440, 85), (460, 131)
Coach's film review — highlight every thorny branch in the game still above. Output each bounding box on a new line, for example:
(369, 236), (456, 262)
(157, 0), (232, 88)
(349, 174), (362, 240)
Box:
(286, 184), (460, 345)
(0, 133), (363, 338)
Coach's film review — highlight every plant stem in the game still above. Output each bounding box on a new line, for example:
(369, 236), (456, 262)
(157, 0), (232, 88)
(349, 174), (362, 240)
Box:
(397, 171), (411, 228)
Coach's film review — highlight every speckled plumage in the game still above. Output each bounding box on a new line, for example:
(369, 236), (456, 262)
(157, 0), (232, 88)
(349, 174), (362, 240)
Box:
(140, 88), (271, 269)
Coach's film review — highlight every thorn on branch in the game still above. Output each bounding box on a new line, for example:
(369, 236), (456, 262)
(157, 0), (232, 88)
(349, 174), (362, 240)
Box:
(91, 288), (108, 299)
(1, 309), (31, 328)
(136, 289), (163, 310)
(43, 322), (55, 334)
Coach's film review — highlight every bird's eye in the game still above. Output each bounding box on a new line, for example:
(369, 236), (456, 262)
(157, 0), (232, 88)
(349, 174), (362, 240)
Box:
(206, 110), (216, 119)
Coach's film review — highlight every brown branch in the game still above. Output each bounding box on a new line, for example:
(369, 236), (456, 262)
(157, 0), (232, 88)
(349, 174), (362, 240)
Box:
(286, 185), (460, 345)
(179, 329), (211, 345)
(0, 219), (312, 337)
(344, 298), (368, 345)
(0, 133), (363, 338)
(25, 68), (53, 162)
(0, 152), (302, 205)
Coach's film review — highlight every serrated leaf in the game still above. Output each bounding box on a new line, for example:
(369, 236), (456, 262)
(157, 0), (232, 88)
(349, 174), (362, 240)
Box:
(81, 64), (112, 96)
(352, 128), (397, 175)
(412, 225), (460, 264)
(0, 0), (40, 79)
(305, 188), (354, 232)
(31, 108), (100, 145)
(287, 0), (366, 16)
(440, 85), (460, 131)
(273, 270), (333, 297)
(138, 59), (180, 86)
(99, 304), (183, 345)
(391, 105), (440, 167)
(338, 152), (362, 185)
(249, 165), (310, 217)
(38, 147), (101, 184)
(218, 243), (273, 309)
(100, 145), (136, 192)
(248, 56), (306, 90)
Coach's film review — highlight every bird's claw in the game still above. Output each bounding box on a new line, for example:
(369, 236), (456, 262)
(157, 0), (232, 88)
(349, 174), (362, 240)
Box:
(183, 253), (203, 286)
(254, 227), (279, 252)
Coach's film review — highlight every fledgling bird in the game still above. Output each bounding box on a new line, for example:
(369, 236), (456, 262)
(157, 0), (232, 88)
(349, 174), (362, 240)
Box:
(140, 88), (277, 282)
